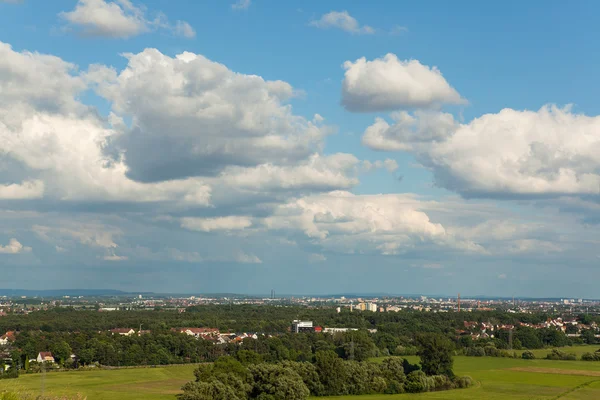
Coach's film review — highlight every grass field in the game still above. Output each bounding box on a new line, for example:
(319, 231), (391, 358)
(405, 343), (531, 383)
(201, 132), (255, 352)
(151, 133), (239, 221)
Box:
(3, 351), (600, 399)
(0, 365), (197, 400)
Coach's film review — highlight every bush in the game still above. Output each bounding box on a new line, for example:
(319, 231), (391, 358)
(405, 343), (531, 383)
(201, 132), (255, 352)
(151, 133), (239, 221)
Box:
(466, 347), (485, 357)
(546, 349), (576, 361)
(521, 350), (536, 359)
(453, 375), (474, 389)
(581, 352), (600, 361)
(0, 367), (19, 380)
(394, 345), (418, 356)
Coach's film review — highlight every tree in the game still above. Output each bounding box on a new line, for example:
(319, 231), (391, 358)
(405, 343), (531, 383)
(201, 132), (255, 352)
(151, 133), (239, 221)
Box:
(178, 380), (245, 400)
(314, 350), (347, 396)
(248, 363), (310, 400)
(416, 333), (455, 377)
(379, 357), (406, 394)
(337, 330), (377, 362)
(236, 350), (263, 365)
(280, 361), (324, 396)
(515, 326), (543, 349)
(582, 329), (596, 345)
(51, 340), (72, 365)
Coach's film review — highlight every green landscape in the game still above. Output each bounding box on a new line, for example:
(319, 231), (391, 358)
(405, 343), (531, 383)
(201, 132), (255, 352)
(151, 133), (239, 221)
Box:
(2, 351), (600, 399)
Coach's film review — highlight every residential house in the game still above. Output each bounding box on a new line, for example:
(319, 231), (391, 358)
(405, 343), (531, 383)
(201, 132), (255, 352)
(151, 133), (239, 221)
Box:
(0, 331), (16, 346)
(37, 352), (55, 363)
(110, 328), (136, 336)
(178, 328), (220, 339)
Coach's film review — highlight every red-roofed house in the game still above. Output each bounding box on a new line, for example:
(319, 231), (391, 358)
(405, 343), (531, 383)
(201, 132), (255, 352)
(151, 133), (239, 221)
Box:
(37, 352), (55, 363)
(0, 331), (16, 346)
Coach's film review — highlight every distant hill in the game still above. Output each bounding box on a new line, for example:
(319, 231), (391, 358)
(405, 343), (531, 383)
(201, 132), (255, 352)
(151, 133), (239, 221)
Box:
(0, 289), (153, 297)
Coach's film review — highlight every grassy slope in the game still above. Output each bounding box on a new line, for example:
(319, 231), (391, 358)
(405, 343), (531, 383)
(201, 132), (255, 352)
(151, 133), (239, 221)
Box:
(3, 350), (600, 399)
(0, 365), (197, 400)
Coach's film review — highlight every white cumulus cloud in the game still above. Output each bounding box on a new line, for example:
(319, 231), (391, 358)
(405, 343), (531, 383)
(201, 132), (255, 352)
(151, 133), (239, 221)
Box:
(364, 105), (600, 198)
(95, 48), (333, 183)
(59, 0), (194, 39)
(262, 191), (481, 255)
(342, 54), (464, 112)
(0, 239), (31, 254)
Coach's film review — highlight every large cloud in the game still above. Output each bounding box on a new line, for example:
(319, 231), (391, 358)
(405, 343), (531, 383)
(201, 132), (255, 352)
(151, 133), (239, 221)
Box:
(1, 41), (379, 210)
(95, 48), (335, 183)
(59, 0), (195, 39)
(342, 54), (464, 112)
(262, 191), (483, 255)
(364, 106), (600, 198)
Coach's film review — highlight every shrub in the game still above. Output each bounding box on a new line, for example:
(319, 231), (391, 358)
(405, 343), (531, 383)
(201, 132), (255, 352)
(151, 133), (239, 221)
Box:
(581, 352), (600, 361)
(466, 347), (485, 357)
(453, 375), (474, 389)
(522, 350), (536, 359)
(0, 367), (18, 380)
(394, 345), (418, 356)
(546, 349), (576, 361)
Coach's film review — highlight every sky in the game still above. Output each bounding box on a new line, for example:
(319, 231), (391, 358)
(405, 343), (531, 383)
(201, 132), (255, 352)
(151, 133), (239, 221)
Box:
(1, 0), (600, 297)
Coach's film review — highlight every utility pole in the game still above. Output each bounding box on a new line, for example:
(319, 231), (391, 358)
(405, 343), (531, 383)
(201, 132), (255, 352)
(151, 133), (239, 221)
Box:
(41, 361), (46, 396)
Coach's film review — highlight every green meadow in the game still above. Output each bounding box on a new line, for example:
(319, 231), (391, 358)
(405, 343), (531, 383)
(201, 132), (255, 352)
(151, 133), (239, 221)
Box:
(3, 352), (600, 399)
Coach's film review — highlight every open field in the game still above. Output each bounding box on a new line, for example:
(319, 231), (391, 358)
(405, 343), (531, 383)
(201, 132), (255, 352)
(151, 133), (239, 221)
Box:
(0, 365), (197, 400)
(3, 354), (600, 399)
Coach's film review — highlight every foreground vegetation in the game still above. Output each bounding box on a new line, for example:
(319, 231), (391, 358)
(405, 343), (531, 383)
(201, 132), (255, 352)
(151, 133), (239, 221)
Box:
(1, 355), (600, 399)
(177, 333), (471, 399)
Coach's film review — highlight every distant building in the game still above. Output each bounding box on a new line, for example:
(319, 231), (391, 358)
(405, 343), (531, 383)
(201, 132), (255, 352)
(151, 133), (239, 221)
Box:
(0, 331), (16, 346)
(37, 352), (55, 363)
(178, 328), (220, 338)
(323, 327), (358, 333)
(110, 328), (135, 336)
(291, 320), (313, 333)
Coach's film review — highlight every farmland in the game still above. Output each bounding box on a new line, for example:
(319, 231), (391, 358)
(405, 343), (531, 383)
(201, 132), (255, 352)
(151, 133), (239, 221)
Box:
(2, 354), (600, 399)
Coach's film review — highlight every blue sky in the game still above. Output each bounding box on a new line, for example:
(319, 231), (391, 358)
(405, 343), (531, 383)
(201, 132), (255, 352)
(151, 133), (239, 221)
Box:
(1, 0), (600, 297)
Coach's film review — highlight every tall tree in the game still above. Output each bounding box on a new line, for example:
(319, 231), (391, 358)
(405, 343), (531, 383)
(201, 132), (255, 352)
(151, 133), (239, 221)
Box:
(415, 333), (454, 377)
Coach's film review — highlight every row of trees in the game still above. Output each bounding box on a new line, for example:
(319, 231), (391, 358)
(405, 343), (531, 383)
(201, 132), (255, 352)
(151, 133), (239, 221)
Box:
(179, 334), (471, 400)
(8, 328), (417, 369)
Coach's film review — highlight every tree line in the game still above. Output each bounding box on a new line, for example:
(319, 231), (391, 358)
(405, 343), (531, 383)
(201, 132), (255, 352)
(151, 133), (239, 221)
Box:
(178, 333), (472, 400)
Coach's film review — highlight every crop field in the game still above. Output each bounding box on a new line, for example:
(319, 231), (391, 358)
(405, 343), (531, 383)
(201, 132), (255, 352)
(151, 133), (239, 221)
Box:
(2, 353), (600, 399)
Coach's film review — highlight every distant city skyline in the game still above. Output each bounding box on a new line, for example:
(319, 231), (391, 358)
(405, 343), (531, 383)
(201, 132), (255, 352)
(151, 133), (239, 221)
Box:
(1, 1), (600, 297)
